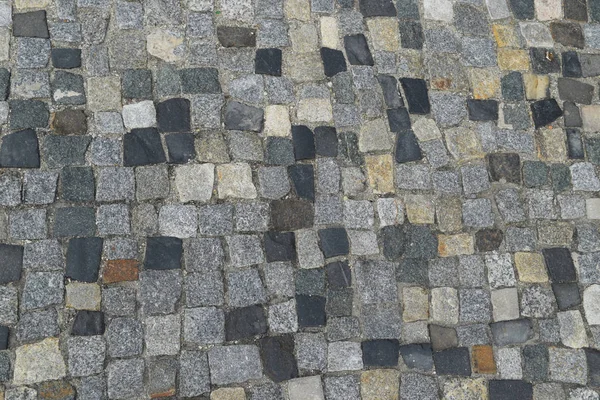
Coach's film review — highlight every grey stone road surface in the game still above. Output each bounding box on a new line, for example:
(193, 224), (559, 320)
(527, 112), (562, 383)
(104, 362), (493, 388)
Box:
(0, 0), (600, 398)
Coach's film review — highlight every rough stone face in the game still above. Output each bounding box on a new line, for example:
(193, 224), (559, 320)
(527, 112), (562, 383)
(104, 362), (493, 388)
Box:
(14, 338), (66, 384)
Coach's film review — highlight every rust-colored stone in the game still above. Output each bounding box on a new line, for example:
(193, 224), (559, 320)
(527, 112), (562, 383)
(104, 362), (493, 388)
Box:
(151, 389), (176, 398)
(431, 78), (452, 90)
(472, 345), (497, 374)
(103, 259), (139, 283)
(38, 380), (76, 400)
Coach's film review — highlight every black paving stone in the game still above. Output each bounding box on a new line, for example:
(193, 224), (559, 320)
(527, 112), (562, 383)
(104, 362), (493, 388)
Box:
(586, 137), (600, 165)
(320, 47), (347, 77)
(523, 161), (549, 188)
(378, 75), (404, 108)
(558, 78), (594, 104)
(0, 244), (23, 285)
(562, 51), (583, 78)
(264, 231), (296, 262)
(344, 34), (374, 66)
(476, 229), (504, 252)
(487, 153), (521, 184)
(265, 137), (295, 166)
(13, 11), (49, 38)
(550, 164), (571, 192)
(270, 200), (314, 231)
(395, 130), (422, 163)
(359, 0), (397, 16)
(10, 100), (49, 130)
(381, 225), (405, 261)
(509, 0), (535, 19)
(179, 68), (221, 94)
(314, 126), (338, 157)
(0, 129), (40, 168)
(123, 128), (167, 166)
(296, 295), (326, 327)
(339, 132), (363, 165)
(288, 164), (315, 201)
(542, 247), (576, 283)
(564, 0), (588, 20)
(255, 48), (282, 76)
(397, 258), (428, 285)
(66, 237), (103, 282)
(501, 71), (524, 101)
(71, 311), (105, 336)
(522, 344), (548, 381)
(53, 207), (96, 238)
(259, 335), (298, 383)
(399, 20), (424, 49)
(400, 78), (430, 114)
(550, 22), (584, 48)
(292, 125), (316, 160)
(387, 108), (411, 132)
(489, 380), (532, 400)
(43, 135), (90, 168)
(318, 228), (349, 258)
(429, 324), (458, 351)
(225, 101), (264, 132)
(404, 225), (438, 260)
(165, 133), (196, 164)
(433, 347), (471, 376)
(52, 71), (86, 105)
(586, 348), (600, 387)
(563, 101), (582, 127)
(122, 69), (152, 99)
(51, 48), (82, 69)
(52, 109), (87, 135)
(144, 237), (182, 270)
(326, 288), (353, 316)
(157, 98), (191, 133)
(491, 319), (534, 345)
(362, 340), (400, 367)
(225, 305), (267, 341)
(530, 48), (561, 74)
(326, 261), (351, 288)
(0, 326), (8, 350)
(217, 26), (257, 47)
(400, 344), (433, 371)
(60, 166), (95, 202)
(467, 99), (499, 121)
(296, 269), (325, 296)
(0, 68), (9, 101)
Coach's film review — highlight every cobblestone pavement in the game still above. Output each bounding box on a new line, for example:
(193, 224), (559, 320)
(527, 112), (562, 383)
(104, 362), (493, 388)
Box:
(1, 0), (600, 398)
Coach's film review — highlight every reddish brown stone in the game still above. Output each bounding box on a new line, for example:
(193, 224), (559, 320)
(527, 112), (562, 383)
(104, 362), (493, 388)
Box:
(150, 389), (176, 398)
(472, 345), (497, 374)
(475, 228), (504, 252)
(103, 259), (139, 283)
(38, 381), (76, 400)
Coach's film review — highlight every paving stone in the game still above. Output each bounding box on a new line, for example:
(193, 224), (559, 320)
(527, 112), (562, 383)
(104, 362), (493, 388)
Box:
(491, 319), (534, 345)
(140, 270), (182, 314)
(16, 308), (59, 343)
(67, 336), (105, 377)
(549, 347), (587, 384)
(14, 338), (66, 384)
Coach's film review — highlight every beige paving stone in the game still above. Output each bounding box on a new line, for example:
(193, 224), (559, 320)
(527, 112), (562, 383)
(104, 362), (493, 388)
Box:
(366, 18), (399, 51)
(147, 29), (184, 62)
(297, 98), (333, 122)
(403, 287), (429, 322)
(175, 164), (214, 202)
(87, 77), (121, 111)
(364, 154), (394, 194)
(493, 24), (521, 47)
(405, 195), (435, 224)
(587, 198), (600, 219)
(217, 163), (257, 199)
(431, 287), (459, 325)
(492, 288), (520, 321)
(523, 74), (549, 100)
(284, 0), (310, 21)
(581, 105), (600, 132)
(412, 118), (442, 141)
(15, 0), (50, 8)
(210, 388), (246, 400)
(290, 23), (319, 53)
(320, 16), (339, 48)
(264, 105), (291, 137)
(285, 52), (325, 82)
(444, 127), (484, 161)
(558, 310), (588, 348)
(14, 338), (66, 384)
(537, 221), (573, 247)
(423, 0), (453, 21)
(438, 233), (474, 257)
(358, 119), (392, 152)
(66, 282), (101, 310)
(287, 376), (325, 400)
(537, 128), (567, 161)
(0, 29), (8, 62)
(443, 378), (489, 400)
(498, 49), (530, 70)
(535, 0), (562, 20)
(584, 285), (600, 325)
(361, 369), (400, 400)
(437, 198), (463, 233)
(469, 68), (500, 99)
(514, 252), (548, 283)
